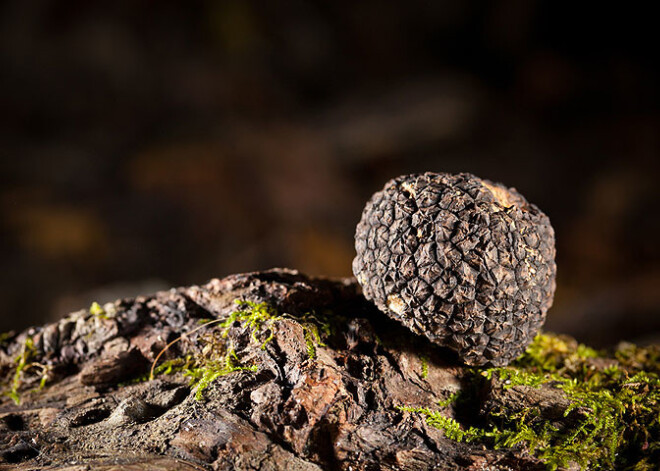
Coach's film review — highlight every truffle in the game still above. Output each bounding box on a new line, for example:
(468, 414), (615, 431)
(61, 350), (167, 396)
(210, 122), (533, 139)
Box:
(353, 172), (556, 366)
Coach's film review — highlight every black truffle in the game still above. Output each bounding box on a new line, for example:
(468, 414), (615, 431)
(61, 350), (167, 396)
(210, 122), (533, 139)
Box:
(353, 172), (556, 366)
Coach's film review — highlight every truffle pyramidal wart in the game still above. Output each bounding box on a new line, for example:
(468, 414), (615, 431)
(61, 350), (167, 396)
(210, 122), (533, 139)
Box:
(353, 172), (557, 366)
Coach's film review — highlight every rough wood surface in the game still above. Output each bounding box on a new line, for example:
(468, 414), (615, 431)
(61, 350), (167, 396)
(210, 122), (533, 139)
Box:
(0, 270), (615, 470)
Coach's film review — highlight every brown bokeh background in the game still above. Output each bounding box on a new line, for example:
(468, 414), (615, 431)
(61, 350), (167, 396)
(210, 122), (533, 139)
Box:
(1, 1), (658, 347)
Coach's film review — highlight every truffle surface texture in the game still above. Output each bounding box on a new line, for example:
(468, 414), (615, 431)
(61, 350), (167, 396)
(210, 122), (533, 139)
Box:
(352, 172), (556, 366)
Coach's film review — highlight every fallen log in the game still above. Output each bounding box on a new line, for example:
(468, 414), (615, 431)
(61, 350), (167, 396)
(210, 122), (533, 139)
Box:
(1, 269), (658, 470)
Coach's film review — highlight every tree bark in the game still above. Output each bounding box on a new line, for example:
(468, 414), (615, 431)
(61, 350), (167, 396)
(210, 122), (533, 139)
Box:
(0, 269), (640, 470)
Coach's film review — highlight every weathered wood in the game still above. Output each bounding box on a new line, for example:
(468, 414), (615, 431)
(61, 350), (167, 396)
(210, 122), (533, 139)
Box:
(0, 269), (652, 470)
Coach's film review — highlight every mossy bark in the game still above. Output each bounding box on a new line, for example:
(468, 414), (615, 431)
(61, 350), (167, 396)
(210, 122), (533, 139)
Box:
(0, 270), (657, 470)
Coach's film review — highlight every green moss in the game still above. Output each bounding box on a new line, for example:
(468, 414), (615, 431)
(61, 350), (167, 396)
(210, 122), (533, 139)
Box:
(420, 355), (429, 379)
(148, 300), (332, 399)
(146, 343), (258, 400)
(483, 366), (546, 389)
(3, 337), (49, 405)
(138, 348), (258, 400)
(401, 333), (660, 470)
(7, 337), (34, 404)
(298, 314), (330, 360)
(185, 347), (259, 400)
(614, 342), (660, 374)
(125, 357), (193, 385)
(153, 357), (191, 376)
(437, 391), (460, 408)
(224, 301), (331, 358)
(219, 300), (280, 347)
(485, 335), (659, 469)
(398, 405), (485, 442)
(89, 301), (109, 319)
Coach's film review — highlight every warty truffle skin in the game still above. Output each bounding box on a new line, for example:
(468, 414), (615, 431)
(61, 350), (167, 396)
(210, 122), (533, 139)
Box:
(352, 172), (557, 366)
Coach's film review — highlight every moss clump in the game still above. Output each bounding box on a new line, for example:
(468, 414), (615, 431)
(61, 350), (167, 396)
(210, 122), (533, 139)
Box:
(297, 313), (331, 360)
(147, 300), (272, 399)
(436, 391), (460, 408)
(3, 337), (49, 405)
(420, 355), (429, 379)
(214, 301), (331, 360)
(401, 333), (660, 470)
(89, 301), (110, 319)
(185, 348), (258, 400)
(148, 300), (331, 399)
(215, 300), (280, 348)
(398, 405), (486, 442)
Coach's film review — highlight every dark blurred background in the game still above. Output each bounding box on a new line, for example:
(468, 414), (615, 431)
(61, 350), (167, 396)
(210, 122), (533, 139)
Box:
(1, 1), (658, 347)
